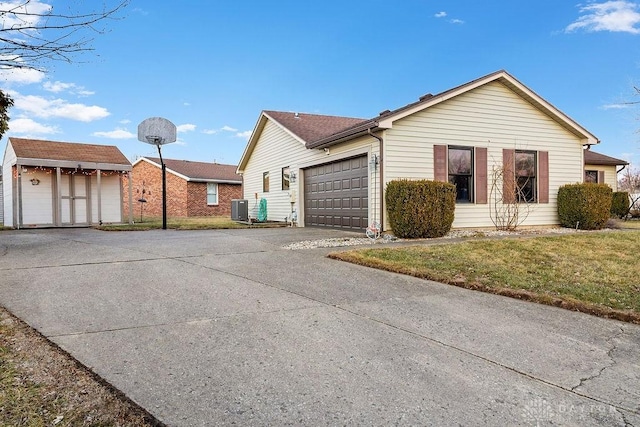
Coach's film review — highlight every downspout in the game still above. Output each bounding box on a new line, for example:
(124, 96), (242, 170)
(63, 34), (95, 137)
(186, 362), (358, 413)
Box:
(617, 165), (627, 174)
(368, 129), (384, 231)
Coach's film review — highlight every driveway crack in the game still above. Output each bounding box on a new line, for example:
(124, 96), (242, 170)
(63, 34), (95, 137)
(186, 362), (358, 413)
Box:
(570, 326), (625, 392)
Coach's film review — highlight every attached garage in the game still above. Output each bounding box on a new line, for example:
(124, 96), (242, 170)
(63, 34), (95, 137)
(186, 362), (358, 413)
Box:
(304, 155), (368, 230)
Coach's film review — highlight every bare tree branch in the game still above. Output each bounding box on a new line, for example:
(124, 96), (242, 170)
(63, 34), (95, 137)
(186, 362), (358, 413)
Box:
(0, 0), (129, 71)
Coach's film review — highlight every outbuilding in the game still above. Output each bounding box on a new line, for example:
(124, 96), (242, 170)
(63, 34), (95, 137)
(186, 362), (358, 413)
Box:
(2, 137), (132, 228)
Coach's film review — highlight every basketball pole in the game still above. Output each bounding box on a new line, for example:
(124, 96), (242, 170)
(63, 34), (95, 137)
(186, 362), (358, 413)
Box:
(157, 143), (167, 230)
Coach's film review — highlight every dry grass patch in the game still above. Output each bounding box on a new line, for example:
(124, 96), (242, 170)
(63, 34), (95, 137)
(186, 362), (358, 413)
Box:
(95, 216), (251, 231)
(0, 307), (161, 426)
(330, 231), (640, 323)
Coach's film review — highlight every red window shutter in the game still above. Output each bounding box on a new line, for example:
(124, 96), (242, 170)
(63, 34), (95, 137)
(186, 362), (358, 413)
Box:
(502, 149), (515, 204)
(538, 151), (549, 204)
(475, 147), (488, 204)
(434, 145), (447, 182)
(598, 170), (605, 184)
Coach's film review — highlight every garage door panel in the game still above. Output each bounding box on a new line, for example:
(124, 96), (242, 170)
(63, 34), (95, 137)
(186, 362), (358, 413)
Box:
(304, 155), (368, 231)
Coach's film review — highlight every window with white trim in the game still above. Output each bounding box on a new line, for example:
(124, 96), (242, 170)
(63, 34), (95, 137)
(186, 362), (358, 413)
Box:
(207, 182), (218, 205)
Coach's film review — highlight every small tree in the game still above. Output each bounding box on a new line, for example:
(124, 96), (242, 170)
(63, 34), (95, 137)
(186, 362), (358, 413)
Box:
(489, 163), (533, 231)
(0, 90), (14, 139)
(618, 165), (640, 217)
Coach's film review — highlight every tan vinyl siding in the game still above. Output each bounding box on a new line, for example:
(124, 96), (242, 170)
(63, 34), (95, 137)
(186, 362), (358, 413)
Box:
(584, 164), (618, 191)
(384, 81), (585, 229)
(242, 119), (379, 225)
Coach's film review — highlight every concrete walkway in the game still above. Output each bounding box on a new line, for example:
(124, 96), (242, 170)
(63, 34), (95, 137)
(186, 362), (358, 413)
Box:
(0, 228), (638, 426)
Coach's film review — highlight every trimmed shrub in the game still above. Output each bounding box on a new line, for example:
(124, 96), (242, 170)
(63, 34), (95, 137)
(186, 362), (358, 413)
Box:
(386, 179), (456, 238)
(557, 183), (612, 230)
(611, 191), (630, 219)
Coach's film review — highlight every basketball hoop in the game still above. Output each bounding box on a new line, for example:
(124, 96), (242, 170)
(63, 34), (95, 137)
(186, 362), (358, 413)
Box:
(138, 117), (177, 229)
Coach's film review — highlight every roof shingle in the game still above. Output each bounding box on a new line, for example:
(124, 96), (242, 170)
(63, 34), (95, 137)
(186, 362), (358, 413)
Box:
(584, 150), (628, 166)
(9, 137), (130, 165)
(145, 157), (241, 182)
(264, 111), (367, 144)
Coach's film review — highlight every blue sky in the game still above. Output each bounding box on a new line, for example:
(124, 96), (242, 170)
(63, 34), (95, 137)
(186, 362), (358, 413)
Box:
(2, 0), (640, 168)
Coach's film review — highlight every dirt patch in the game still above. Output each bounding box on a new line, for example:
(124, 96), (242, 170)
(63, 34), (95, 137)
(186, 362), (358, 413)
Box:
(0, 306), (163, 426)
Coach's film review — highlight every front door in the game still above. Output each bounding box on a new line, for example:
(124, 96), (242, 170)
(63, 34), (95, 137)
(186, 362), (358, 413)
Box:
(60, 174), (89, 225)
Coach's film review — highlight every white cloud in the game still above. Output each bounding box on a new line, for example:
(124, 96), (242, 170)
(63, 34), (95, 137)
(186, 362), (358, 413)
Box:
(235, 130), (252, 139)
(601, 103), (633, 109)
(450, 19), (465, 24)
(202, 125), (242, 135)
(11, 93), (110, 122)
(0, 66), (45, 84)
(119, 119), (131, 124)
(8, 117), (58, 135)
(0, 1), (52, 30)
(42, 81), (74, 93)
(42, 80), (95, 96)
(566, 1), (640, 34)
(435, 11), (447, 18)
(177, 123), (196, 133)
(92, 128), (135, 139)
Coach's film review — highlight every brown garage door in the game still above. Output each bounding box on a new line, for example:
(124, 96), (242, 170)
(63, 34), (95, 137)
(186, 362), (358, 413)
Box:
(304, 155), (368, 230)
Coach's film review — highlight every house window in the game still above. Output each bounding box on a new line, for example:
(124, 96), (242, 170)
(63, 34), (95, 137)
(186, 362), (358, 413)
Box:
(207, 183), (218, 205)
(585, 170), (598, 183)
(515, 150), (536, 202)
(282, 166), (290, 190)
(263, 171), (270, 192)
(448, 146), (473, 202)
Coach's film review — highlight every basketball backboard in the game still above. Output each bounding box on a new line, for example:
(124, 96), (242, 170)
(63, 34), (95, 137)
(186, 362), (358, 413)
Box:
(138, 117), (177, 145)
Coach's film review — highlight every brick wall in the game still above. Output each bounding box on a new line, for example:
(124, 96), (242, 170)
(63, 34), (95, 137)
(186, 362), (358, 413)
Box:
(123, 160), (242, 218)
(186, 182), (241, 216)
(123, 160), (187, 218)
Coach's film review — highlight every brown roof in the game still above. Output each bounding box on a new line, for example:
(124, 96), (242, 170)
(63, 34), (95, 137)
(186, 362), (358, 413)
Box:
(145, 157), (241, 183)
(584, 150), (628, 166)
(264, 111), (367, 144)
(9, 137), (130, 165)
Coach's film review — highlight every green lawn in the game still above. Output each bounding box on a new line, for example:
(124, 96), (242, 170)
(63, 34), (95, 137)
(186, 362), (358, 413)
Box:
(330, 231), (640, 323)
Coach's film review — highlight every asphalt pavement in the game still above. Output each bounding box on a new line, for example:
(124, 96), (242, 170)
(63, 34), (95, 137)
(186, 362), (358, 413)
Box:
(0, 227), (638, 426)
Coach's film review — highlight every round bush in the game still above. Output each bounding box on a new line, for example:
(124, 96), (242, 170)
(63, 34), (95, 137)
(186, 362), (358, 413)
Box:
(611, 192), (630, 219)
(557, 183), (612, 230)
(386, 179), (456, 238)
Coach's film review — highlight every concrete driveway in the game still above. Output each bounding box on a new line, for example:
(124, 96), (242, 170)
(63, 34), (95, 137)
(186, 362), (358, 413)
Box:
(0, 227), (638, 426)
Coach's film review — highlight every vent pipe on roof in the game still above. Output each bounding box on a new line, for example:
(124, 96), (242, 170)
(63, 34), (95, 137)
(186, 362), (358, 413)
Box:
(294, 112), (300, 119)
(379, 110), (391, 116)
(419, 93), (433, 101)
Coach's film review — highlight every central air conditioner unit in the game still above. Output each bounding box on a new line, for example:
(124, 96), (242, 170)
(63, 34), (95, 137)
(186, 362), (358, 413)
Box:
(231, 199), (249, 222)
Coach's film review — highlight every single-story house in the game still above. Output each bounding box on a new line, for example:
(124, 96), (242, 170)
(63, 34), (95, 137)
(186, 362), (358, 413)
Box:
(2, 137), (132, 228)
(583, 149), (628, 191)
(123, 157), (242, 218)
(237, 70), (604, 231)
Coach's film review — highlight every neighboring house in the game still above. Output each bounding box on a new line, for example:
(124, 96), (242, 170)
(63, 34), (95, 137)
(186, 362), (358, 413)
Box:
(237, 70), (600, 231)
(583, 149), (628, 191)
(2, 137), (132, 228)
(123, 157), (242, 218)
